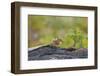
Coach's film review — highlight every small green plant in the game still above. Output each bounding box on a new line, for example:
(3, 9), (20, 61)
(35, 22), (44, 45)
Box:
(70, 28), (85, 48)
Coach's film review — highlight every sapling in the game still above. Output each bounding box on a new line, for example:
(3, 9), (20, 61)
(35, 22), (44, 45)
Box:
(70, 29), (83, 48)
(77, 31), (83, 48)
(70, 29), (78, 48)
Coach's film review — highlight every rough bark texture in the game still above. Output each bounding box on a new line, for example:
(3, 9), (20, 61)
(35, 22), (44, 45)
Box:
(28, 45), (88, 60)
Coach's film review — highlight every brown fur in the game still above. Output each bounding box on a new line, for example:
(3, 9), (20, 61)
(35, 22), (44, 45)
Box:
(51, 38), (63, 47)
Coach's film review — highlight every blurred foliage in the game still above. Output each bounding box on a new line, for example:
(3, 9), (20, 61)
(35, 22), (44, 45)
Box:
(28, 15), (88, 48)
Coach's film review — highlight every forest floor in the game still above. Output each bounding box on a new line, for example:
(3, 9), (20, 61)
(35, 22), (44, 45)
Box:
(28, 45), (88, 60)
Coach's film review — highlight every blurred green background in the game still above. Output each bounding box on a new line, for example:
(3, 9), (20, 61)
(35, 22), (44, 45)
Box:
(28, 15), (88, 48)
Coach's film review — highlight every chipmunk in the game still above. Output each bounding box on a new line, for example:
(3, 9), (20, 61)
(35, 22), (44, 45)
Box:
(51, 38), (63, 47)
